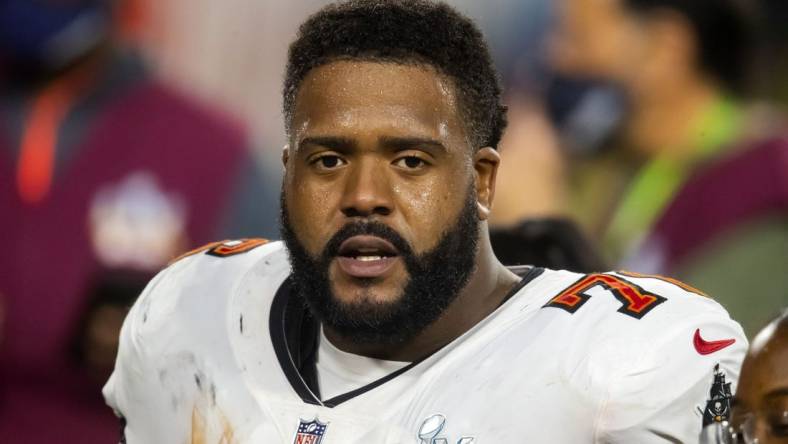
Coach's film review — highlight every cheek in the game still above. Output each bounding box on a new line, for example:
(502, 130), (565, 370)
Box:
(394, 171), (470, 252)
(285, 172), (341, 253)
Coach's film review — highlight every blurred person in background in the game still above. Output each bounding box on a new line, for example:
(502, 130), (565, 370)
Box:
(757, 0), (788, 109)
(490, 217), (607, 272)
(549, 0), (788, 337)
(0, 0), (279, 442)
(477, 0), (572, 226)
(470, 0), (606, 272)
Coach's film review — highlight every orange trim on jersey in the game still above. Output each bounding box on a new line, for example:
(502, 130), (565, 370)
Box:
(169, 238), (270, 265)
(169, 241), (225, 265)
(618, 270), (708, 298)
(206, 238), (269, 257)
(545, 273), (667, 319)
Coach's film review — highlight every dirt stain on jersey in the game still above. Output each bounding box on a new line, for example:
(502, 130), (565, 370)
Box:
(191, 405), (235, 444)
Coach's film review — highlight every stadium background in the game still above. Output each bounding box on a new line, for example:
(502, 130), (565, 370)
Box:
(1, 0), (786, 442)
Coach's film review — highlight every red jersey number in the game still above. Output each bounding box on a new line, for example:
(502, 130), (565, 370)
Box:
(544, 273), (667, 319)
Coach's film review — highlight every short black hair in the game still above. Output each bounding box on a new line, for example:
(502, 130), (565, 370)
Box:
(622, 0), (755, 95)
(284, 0), (507, 150)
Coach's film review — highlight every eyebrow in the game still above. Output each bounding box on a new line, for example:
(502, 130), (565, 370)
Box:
(298, 136), (356, 150)
(379, 136), (448, 153)
(765, 388), (788, 399)
(298, 135), (448, 153)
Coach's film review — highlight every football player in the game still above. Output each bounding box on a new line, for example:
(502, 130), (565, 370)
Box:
(721, 310), (788, 443)
(104, 1), (747, 442)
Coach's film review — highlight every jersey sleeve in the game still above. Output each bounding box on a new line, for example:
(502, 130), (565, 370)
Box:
(102, 268), (192, 443)
(593, 283), (747, 443)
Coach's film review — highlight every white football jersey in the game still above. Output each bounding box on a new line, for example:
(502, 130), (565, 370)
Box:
(104, 239), (747, 443)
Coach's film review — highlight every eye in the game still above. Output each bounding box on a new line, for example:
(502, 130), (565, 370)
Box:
(768, 411), (788, 437)
(765, 398), (788, 436)
(312, 154), (346, 170)
(393, 155), (428, 170)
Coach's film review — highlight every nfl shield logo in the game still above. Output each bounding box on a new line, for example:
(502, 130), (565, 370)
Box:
(293, 418), (328, 444)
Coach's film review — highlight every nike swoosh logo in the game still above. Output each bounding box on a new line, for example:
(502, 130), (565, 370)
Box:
(693, 328), (736, 355)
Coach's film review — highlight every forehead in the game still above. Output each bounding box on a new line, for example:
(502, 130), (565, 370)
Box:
(291, 60), (466, 145)
(741, 323), (788, 400)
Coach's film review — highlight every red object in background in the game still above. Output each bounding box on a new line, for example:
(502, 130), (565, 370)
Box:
(15, 88), (62, 204)
(0, 53), (254, 443)
(116, 0), (149, 41)
(16, 65), (96, 204)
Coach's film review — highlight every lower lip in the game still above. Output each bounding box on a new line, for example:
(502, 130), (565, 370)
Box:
(335, 256), (399, 278)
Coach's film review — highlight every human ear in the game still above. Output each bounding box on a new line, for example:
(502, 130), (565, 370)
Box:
(473, 147), (501, 220)
(281, 145), (290, 168)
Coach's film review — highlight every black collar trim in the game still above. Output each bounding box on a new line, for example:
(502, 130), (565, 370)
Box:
(269, 278), (322, 405)
(500, 266), (544, 306)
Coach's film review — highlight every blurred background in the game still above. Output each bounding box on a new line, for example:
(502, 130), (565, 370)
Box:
(1, 0), (786, 442)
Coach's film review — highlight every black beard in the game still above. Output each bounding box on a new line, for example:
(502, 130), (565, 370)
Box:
(280, 189), (479, 346)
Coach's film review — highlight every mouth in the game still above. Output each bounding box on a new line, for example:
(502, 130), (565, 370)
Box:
(335, 235), (401, 278)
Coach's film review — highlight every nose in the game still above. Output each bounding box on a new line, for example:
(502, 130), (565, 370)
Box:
(339, 158), (393, 218)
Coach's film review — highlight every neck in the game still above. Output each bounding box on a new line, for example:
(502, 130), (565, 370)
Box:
(627, 75), (724, 160)
(324, 227), (519, 362)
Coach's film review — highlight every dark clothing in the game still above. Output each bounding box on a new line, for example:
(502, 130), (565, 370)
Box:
(649, 137), (788, 267)
(0, 52), (279, 443)
(491, 218), (607, 273)
(633, 135), (788, 335)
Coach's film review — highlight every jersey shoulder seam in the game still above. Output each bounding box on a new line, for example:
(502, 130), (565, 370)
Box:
(613, 270), (708, 298)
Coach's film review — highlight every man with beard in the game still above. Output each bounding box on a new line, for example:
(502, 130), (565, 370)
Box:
(104, 1), (747, 442)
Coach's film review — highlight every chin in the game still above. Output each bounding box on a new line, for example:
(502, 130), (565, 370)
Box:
(329, 278), (406, 308)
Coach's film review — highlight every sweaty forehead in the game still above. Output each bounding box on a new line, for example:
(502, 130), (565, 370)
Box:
(742, 322), (788, 398)
(291, 60), (466, 144)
